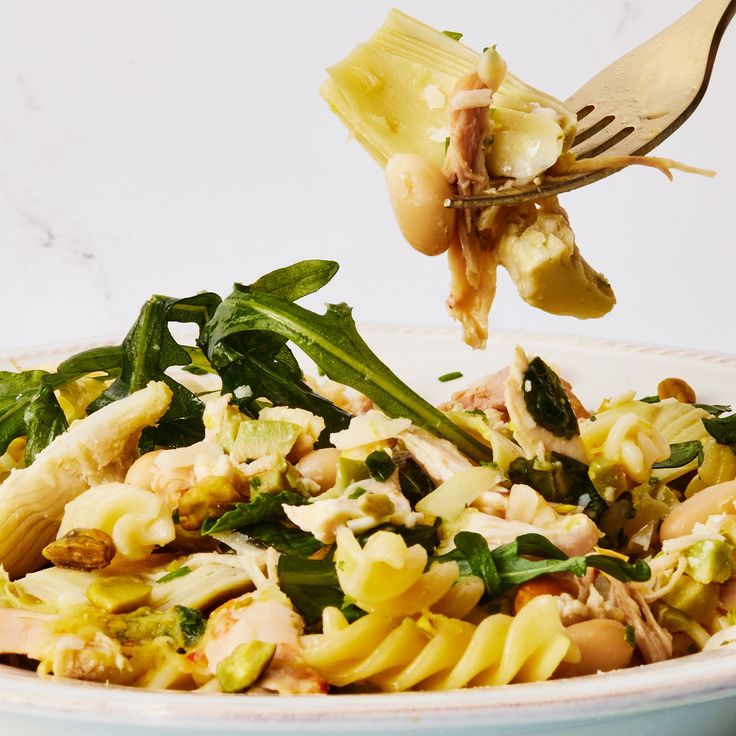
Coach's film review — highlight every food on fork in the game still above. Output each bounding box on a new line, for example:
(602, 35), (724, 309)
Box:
(322, 10), (711, 348)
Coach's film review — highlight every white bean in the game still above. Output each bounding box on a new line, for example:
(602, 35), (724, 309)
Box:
(557, 619), (633, 678)
(660, 479), (736, 541)
(296, 448), (341, 493)
(384, 154), (455, 256)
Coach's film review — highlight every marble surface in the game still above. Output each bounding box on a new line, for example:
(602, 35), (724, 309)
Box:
(1, 0), (734, 355)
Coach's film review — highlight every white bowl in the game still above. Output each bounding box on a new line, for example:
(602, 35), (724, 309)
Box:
(2, 326), (736, 736)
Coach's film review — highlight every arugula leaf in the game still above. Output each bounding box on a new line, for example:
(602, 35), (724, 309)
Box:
(453, 531), (500, 596)
(508, 452), (605, 518)
(90, 293), (221, 449)
(364, 450), (397, 482)
(703, 413), (736, 447)
(54, 346), (123, 384)
(394, 450), (435, 506)
(357, 521), (440, 556)
(694, 403), (731, 416)
(238, 522), (325, 558)
(278, 556), (363, 626)
(439, 532), (650, 599)
(585, 554), (651, 582)
(652, 441), (704, 469)
(23, 385), (68, 464)
(522, 357), (579, 439)
(201, 490), (307, 534)
(203, 282), (492, 463)
(240, 260), (339, 302)
(0, 370), (48, 455)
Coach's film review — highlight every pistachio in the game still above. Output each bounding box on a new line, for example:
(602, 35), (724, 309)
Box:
(177, 476), (241, 531)
(87, 577), (152, 613)
(42, 528), (115, 570)
(216, 640), (276, 693)
(657, 377), (696, 404)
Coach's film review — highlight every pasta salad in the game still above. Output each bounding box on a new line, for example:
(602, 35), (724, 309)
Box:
(1, 260), (735, 694)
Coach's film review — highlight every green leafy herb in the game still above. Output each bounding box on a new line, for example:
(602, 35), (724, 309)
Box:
(22, 385), (68, 464)
(508, 452), (605, 518)
(444, 136), (450, 154)
(522, 357), (579, 439)
(201, 490), (307, 534)
(175, 605), (206, 648)
(205, 262), (351, 438)
(203, 266), (492, 463)
(694, 403), (731, 416)
(395, 450), (435, 506)
(438, 371), (463, 383)
(348, 486), (368, 499)
(703, 413), (736, 447)
(277, 556), (363, 626)
(639, 395), (660, 404)
(85, 292), (221, 449)
(453, 531), (500, 596)
(442, 30), (463, 41)
(439, 532), (649, 599)
(365, 450), (397, 482)
(156, 565), (192, 584)
(239, 523), (325, 558)
(652, 441), (704, 469)
(357, 521), (440, 556)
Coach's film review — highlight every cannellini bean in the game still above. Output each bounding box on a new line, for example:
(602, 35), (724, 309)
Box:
(660, 480), (736, 541)
(384, 154), (455, 256)
(124, 450), (163, 490)
(295, 448), (341, 493)
(556, 619), (633, 678)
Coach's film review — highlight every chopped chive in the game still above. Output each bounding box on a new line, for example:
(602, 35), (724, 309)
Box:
(442, 30), (463, 41)
(438, 371), (463, 383)
(348, 487), (368, 499)
(157, 565), (192, 584)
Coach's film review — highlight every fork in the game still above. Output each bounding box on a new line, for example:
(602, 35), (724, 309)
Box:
(446, 0), (735, 209)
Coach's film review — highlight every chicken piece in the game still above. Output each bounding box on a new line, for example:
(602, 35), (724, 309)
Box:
(399, 427), (473, 485)
(0, 608), (54, 657)
(191, 589), (326, 694)
(607, 578), (673, 664)
(445, 366), (589, 419)
(456, 507), (601, 558)
(0, 382), (172, 578)
(504, 347), (588, 463)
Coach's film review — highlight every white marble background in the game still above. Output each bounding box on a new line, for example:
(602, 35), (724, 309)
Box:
(1, 1), (734, 355)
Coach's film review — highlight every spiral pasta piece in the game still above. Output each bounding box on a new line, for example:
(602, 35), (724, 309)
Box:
(334, 528), (458, 616)
(301, 595), (574, 691)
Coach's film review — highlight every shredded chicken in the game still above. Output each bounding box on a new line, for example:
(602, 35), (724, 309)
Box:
(398, 427), (473, 484)
(607, 578), (673, 664)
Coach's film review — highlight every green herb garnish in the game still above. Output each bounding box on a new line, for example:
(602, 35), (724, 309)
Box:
(522, 357), (579, 439)
(364, 450), (397, 482)
(156, 565), (192, 584)
(442, 30), (463, 41)
(201, 490), (306, 534)
(438, 371), (463, 383)
(652, 441), (704, 469)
